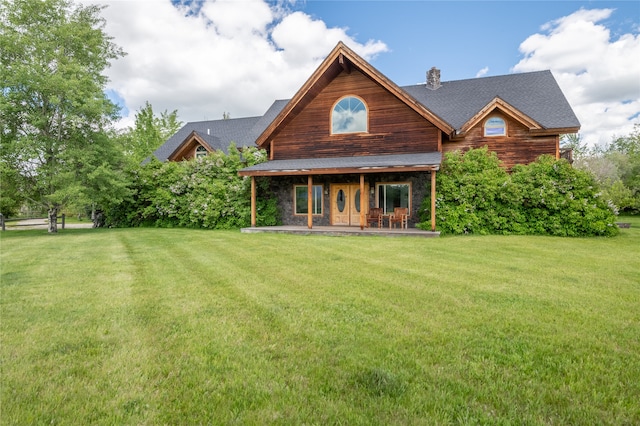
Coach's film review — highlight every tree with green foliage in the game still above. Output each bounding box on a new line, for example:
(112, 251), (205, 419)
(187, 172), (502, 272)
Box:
(574, 124), (640, 213)
(0, 159), (23, 217)
(603, 124), (640, 213)
(560, 133), (588, 159)
(117, 101), (182, 163)
(0, 0), (127, 232)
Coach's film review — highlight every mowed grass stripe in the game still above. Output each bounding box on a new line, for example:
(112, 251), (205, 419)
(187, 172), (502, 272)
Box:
(1, 230), (160, 424)
(1, 221), (639, 424)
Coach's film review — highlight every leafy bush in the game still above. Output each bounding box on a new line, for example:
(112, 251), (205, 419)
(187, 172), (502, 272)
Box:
(104, 144), (279, 228)
(418, 148), (619, 236)
(418, 147), (524, 235)
(511, 155), (618, 236)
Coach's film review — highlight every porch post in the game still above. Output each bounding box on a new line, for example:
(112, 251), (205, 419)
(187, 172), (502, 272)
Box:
(359, 174), (365, 230)
(251, 176), (256, 227)
(307, 175), (313, 229)
(430, 170), (437, 232)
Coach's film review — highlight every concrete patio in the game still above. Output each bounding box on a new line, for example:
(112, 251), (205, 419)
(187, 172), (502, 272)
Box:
(241, 225), (440, 238)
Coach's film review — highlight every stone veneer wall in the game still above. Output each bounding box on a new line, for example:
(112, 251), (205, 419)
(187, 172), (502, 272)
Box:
(268, 172), (432, 227)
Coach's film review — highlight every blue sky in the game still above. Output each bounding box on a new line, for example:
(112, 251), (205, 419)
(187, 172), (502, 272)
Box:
(96, 0), (639, 147)
(296, 1), (639, 84)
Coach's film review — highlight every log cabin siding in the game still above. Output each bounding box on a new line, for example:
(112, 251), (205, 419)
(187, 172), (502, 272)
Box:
(269, 70), (440, 160)
(442, 111), (558, 169)
(168, 139), (203, 162)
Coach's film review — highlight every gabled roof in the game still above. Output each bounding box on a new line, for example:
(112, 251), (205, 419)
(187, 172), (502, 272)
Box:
(254, 41), (455, 148)
(149, 105), (291, 162)
(402, 70), (580, 135)
(153, 43), (580, 164)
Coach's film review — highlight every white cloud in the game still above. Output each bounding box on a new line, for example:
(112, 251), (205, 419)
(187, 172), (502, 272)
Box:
(513, 8), (640, 147)
(475, 67), (489, 78)
(93, 0), (388, 128)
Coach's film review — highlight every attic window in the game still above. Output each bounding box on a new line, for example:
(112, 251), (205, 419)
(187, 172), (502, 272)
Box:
(484, 117), (506, 137)
(332, 96), (367, 134)
(195, 145), (208, 158)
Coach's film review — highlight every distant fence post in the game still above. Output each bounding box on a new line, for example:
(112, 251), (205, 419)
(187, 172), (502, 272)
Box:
(0, 214), (4, 231)
(61, 213), (66, 230)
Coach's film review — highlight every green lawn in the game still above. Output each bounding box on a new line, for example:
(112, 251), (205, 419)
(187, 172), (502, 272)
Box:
(1, 219), (639, 425)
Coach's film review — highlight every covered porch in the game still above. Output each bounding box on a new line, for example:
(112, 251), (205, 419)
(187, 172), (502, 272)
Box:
(238, 152), (442, 232)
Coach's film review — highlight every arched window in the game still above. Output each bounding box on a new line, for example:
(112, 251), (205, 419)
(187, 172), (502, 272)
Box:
(195, 145), (208, 158)
(484, 116), (506, 136)
(332, 96), (367, 134)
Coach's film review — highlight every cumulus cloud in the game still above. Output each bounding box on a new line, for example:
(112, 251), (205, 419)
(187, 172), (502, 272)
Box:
(475, 67), (489, 78)
(513, 8), (640, 147)
(92, 0), (388, 128)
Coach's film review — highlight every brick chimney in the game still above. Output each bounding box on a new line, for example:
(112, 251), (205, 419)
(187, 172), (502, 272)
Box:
(426, 67), (441, 90)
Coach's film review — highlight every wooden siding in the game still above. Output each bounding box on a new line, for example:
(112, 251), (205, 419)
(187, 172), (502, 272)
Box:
(169, 139), (202, 161)
(443, 111), (558, 169)
(269, 70), (440, 160)
(167, 132), (213, 162)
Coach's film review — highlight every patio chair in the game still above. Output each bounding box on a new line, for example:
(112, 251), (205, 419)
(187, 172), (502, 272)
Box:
(389, 207), (408, 229)
(365, 207), (383, 228)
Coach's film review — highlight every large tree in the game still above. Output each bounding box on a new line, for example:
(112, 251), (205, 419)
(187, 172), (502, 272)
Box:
(571, 124), (640, 214)
(117, 101), (182, 163)
(0, 0), (126, 232)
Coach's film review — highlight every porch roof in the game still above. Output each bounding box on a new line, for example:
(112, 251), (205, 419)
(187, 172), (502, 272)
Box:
(238, 152), (442, 177)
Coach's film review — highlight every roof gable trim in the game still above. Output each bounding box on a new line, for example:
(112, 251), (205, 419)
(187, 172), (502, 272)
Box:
(167, 131), (212, 161)
(255, 42), (455, 148)
(458, 97), (542, 135)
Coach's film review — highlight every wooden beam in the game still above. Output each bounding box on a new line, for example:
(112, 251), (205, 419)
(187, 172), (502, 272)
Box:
(430, 171), (436, 232)
(251, 176), (256, 227)
(307, 175), (313, 229)
(359, 174), (365, 230)
(339, 53), (351, 74)
(238, 165), (439, 177)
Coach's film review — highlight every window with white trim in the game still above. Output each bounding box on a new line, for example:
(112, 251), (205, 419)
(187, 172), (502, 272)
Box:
(484, 116), (506, 136)
(195, 145), (208, 158)
(332, 96), (367, 134)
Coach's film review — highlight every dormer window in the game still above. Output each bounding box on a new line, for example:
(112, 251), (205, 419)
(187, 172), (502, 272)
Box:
(332, 96), (367, 134)
(484, 116), (506, 136)
(195, 145), (208, 158)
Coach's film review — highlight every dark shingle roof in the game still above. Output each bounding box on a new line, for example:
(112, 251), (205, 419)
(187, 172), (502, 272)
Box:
(240, 152), (442, 175)
(150, 100), (288, 162)
(402, 70), (580, 131)
(153, 70), (579, 163)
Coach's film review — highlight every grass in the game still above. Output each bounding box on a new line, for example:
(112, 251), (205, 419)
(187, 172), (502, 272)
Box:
(1, 218), (639, 425)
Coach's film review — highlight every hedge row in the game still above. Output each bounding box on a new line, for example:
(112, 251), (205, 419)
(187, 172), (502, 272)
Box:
(418, 148), (619, 236)
(104, 145), (279, 228)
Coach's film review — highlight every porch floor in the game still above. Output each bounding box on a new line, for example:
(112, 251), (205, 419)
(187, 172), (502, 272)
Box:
(241, 225), (440, 238)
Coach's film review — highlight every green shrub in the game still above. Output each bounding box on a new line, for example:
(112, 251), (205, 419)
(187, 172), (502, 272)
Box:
(419, 147), (524, 235)
(511, 155), (618, 236)
(418, 148), (619, 236)
(103, 144), (280, 228)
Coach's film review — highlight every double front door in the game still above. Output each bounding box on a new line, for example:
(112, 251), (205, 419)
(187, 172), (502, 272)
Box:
(330, 184), (369, 226)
